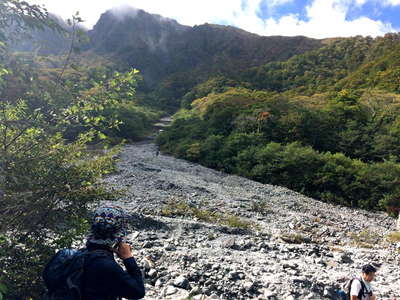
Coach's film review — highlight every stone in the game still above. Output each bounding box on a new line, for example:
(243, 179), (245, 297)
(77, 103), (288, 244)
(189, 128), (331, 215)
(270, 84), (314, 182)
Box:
(264, 289), (277, 298)
(305, 292), (318, 299)
(161, 285), (177, 297)
(221, 237), (236, 249)
(173, 275), (190, 290)
(155, 279), (163, 287)
(166, 288), (190, 300)
(228, 271), (240, 280)
(336, 252), (353, 264)
(164, 243), (176, 251)
(148, 269), (157, 278)
(142, 241), (153, 248)
(243, 281), (254, 291)
(189, 287), (202, 297)
(142, 257), (154, 271)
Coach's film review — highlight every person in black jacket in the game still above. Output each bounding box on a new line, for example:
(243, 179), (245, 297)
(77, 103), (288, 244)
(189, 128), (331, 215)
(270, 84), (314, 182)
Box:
(82, 205), (145, 300)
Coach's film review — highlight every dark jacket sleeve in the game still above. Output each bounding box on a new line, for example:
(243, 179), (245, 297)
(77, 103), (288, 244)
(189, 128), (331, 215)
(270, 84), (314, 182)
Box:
(107, 257), (145, 299)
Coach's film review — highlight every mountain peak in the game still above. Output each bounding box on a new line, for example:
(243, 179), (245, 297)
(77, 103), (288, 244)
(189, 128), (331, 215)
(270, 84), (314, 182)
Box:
(88, 8), (322, 87)
(93, 6), (188, 32)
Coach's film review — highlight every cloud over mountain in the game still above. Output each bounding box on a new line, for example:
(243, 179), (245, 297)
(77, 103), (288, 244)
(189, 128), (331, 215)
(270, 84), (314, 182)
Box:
(28, 0), (400, 38)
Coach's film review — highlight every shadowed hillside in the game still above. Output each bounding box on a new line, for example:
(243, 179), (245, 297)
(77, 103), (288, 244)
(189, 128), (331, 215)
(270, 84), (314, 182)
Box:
(87, 8), (323, 87)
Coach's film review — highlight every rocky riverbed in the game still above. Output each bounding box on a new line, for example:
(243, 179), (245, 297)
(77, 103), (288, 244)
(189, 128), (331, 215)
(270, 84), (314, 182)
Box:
(103, 134), (399, 300)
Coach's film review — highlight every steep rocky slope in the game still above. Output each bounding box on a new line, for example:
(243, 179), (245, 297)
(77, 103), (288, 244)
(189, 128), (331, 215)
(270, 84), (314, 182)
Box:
(103, 125), (399, 300)
(88, 8), (323, 85)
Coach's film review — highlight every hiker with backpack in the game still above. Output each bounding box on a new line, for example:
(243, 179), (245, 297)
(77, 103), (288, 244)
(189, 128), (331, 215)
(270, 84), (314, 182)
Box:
(350, 264), (377, 300)
(43, 205), (145, 300)
(339, 264), (378, 300)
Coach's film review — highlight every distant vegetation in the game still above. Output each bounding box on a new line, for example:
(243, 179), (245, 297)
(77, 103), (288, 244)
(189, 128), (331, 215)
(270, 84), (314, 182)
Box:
(160, 198), (257, 231)
(158, 34), (400, 216)
(243, 34), (400, 94)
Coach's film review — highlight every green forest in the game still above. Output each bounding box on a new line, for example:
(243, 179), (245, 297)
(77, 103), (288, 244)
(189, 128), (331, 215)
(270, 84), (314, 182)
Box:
(1, 1), (400, 299)
(157, 35), (400, 214)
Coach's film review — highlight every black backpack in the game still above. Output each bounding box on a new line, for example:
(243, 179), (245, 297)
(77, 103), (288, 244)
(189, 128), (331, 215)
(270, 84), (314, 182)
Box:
(42, 248), (111, 300)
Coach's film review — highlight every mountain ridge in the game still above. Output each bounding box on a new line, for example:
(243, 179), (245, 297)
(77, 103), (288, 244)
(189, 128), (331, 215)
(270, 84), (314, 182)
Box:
(86, 7), (324, 87)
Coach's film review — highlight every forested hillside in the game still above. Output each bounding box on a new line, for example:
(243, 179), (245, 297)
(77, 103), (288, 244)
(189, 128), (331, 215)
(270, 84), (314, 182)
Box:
(86, 8), (324, 109)
(157, 33), (400, 215)
(242, 34), (400, 94)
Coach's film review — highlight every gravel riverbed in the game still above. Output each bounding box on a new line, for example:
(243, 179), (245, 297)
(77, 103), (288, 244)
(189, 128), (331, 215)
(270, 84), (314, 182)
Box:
(103, 135), (399, 300)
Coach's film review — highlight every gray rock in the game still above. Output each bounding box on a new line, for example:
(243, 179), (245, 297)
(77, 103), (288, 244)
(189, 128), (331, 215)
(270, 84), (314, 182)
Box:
(148, 269), (157, 278)
(164, 243), (176, 251)
(173, 275), (190, 290)
(161, 285), (177, 297)
(103, 139), (399, 300)
(243, 281), (254, 291)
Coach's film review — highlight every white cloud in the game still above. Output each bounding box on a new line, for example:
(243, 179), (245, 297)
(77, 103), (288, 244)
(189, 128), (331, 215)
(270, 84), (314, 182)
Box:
(383, 0), (400, 6)
(354, 0), (368, 5)
(240, 0), (397, 38)
(269, 0), (295, 7)
(214, 0), (397, 38)
(27, 0), (398, 38)
(28, 0), (130, 27)
(28, 0), (247, 28)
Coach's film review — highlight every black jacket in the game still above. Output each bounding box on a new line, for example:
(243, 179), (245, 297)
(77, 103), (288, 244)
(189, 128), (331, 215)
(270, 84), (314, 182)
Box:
(82, 243), (145, 300)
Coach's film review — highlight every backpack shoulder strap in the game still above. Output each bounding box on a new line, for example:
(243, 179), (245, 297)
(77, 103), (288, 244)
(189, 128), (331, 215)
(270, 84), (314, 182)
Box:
(345, 278), (354, 297)
(358, 278), (366, 299)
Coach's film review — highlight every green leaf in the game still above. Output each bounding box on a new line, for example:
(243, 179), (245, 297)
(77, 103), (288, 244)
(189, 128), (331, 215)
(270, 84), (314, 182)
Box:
(0, 282), (7, 294)
(98, 132), (107, 140)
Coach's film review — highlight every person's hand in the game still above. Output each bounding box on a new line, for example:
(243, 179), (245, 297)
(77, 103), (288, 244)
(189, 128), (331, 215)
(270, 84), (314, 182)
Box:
(113, 242), (133, 260)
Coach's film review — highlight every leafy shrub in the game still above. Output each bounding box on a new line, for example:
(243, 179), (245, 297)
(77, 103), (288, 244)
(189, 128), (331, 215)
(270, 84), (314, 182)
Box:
(250, 199), (271, 216)
(160, 199), (257, 230)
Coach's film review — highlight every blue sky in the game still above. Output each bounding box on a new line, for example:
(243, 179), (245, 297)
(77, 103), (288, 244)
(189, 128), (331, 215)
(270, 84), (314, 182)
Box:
(349, 1), (400, 28)
(257, 0), (400, 28)
(29, 0), (400, 38)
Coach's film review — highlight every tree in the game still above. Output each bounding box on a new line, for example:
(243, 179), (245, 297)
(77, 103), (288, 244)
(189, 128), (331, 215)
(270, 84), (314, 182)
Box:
(0, 68), (125, 299)
(0, 3), (140, 298)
